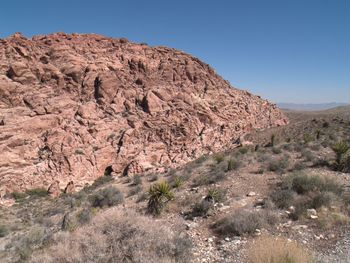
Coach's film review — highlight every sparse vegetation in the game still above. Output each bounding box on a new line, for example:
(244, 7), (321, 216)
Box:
(227, 158), (240, 171)
(271, 172), (347, 221)
(247, 235), (314, 263)
(214, 154), (225, 163)
(29, 211), (192, 263)
(89, 186), (124, 208)
(147, 181), (174, 215)
(213, 209), (277, 236)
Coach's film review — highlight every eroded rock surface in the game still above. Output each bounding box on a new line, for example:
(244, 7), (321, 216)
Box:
(0, 33), (288, 192)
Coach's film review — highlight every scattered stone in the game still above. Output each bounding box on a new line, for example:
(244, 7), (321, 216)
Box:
(247, 191), (257, 197)
(307, 209), (318, 219)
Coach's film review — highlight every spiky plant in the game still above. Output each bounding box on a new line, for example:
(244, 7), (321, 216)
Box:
(332, 141), (350, 165)
(147, 181), (174, 215)
(205, 188), (225, 203)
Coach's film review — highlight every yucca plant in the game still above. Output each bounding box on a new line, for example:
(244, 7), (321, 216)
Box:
(332, 141), (350, 165)
(205, 188), (226, 203)
(147, 181), (174, 215)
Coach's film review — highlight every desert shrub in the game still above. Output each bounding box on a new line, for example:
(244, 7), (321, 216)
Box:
(193, 165), (228, 186)
(316, 130), (321, 140)
(29, 210), (192, 263)
(206, 188), (227, 203)
(170, 176), (184, 189)
(238, 147), (249, 155)
(26, 188), (48, 198)
(341, 155), (350, 173)
(310, 143), (321, 151)
(311, 192), (337, 209)
(332, 141), (349, 165)
(0, 225), (9, 237)
(247, 235), (313, 263)
(89, 186), (124, 208)
(292, 162), (306, 171)
(128, 185), (143, 197)
(147, 181), (174, 215)
(271, 173), (344, 220)
(227, 158), (240, 171)
(191, 199), (213, 218)
(11, 191), (27, 201)
(268, 155), (290, 174)
(303, 133), (314, 144)
(147, 173), (158, 182)
(268, 134), (276, 147)
(271, 189), (295, 209)
(293, 143), (303, 152)
(213, 210), (266, 236)
(88, 175), (114, 190)
(136, 192), (148, 203)
(301, 149), (315, 162)
(62, 212), (75, 231)
(289, 173), (342, 195)
(272, 147), (282, 154)
(132, 174), (142, 185)
(77, 209), (92, 225)
(214, 154), (225, 163)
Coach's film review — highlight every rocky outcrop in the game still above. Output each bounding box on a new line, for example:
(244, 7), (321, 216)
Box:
(0, 33), (288, 193)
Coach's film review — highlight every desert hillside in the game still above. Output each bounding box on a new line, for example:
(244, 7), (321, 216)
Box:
(0, 33), (287, 193)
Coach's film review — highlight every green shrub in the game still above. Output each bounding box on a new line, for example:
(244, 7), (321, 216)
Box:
(268, 155), (290, 174)
(191, 199), (213, 217)
(77, 209), (92, 225)
(0, 225), (9, 237)
(89, 175), (114, 190)
(132, 175), (142, 185)
(128, 185), (143, 197)
(11, 191), (27, 201)
(227, 159), (240, 171)
(147, 181), (174, 215)
(332, 141), (349, 165)
(213, 210), (264, 236)
(89, 186), (124, 208)
(206, 188), (226, 203)
(271, 189), (295, 209)
(26, 188), (48, 198)
(289, 173), (342, 195)
(303, 133), (314, 144)
(214, 154), (225, 163)
(271, 173), (344, 220)
(238, 147), (249, 154)
(171, 176), (184, 188)
(301, 149), (315, 162)
(272, 147), (282, 154)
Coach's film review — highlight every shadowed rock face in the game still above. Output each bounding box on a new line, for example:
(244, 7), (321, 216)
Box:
(0, 33), (288, 192)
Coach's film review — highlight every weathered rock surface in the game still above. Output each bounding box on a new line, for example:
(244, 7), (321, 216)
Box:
(0, 33), (288, 193)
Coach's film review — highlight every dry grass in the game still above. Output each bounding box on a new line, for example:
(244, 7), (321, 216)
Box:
(247, 235), (314, 263)
(29, 209), (192, 263)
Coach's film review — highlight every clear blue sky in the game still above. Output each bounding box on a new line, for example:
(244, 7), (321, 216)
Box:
(1, 0), (349, 103)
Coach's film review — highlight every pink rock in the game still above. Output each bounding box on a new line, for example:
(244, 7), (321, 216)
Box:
(0, 33), (288, 192)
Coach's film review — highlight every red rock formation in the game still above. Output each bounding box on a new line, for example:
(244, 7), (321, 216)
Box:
(0, 33), (288, 192)
(64, 181), (75, 194)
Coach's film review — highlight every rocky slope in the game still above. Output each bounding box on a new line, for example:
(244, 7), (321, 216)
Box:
(0, 33), (287, 193)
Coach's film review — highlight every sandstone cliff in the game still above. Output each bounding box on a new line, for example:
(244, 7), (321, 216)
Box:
(0, 33), (287, 192)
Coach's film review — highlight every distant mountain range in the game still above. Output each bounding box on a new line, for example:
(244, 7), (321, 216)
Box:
(278, 102), (350, 111)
